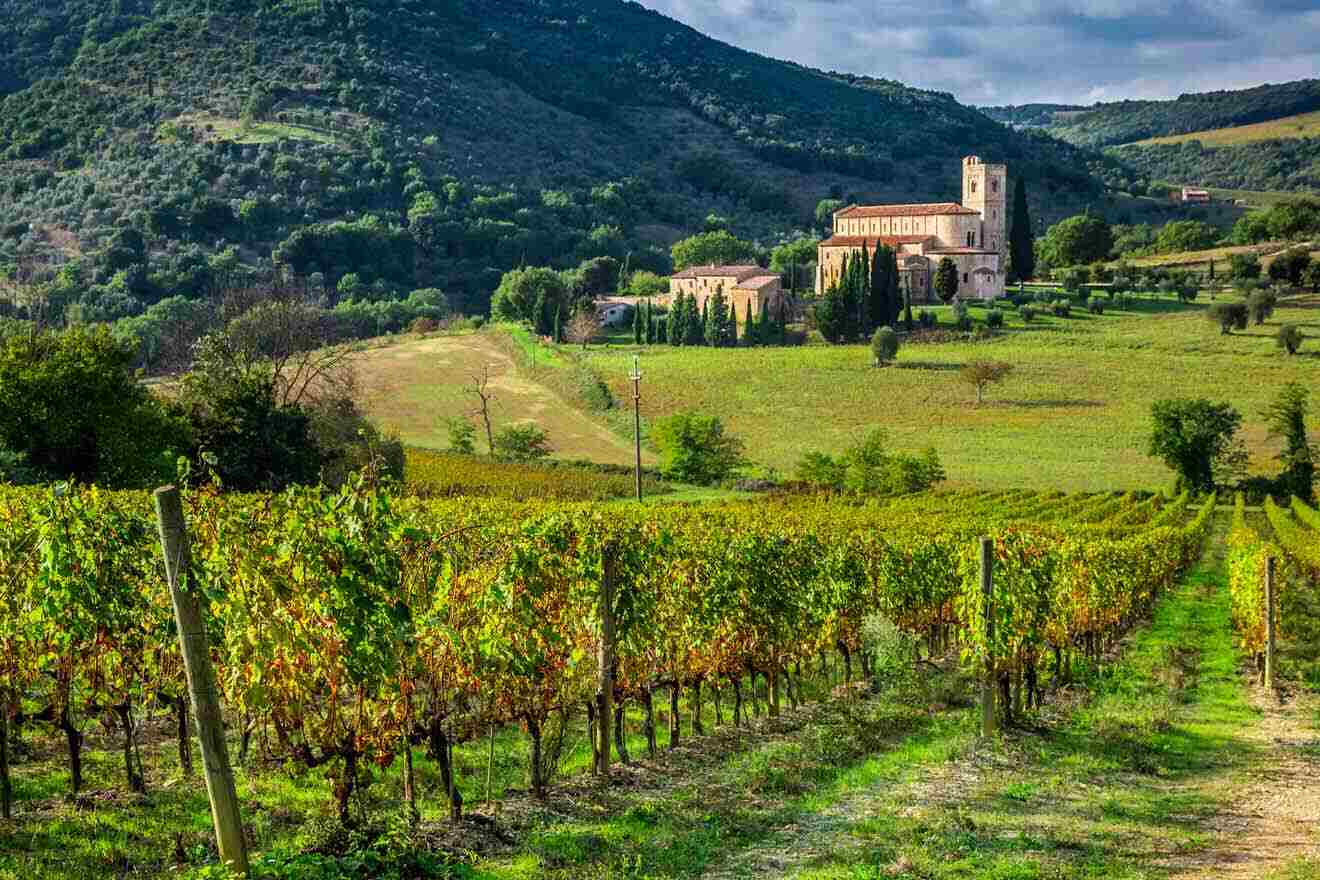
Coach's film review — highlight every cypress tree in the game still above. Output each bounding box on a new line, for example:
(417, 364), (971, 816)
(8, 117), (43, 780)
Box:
(1009, 177), (1035, 282)
(646, 300), (656, 344)
(669, 292), (685, 346)
(869, 245), (888, 329)
(655, 314), (667, 343)
(858, 243), (872, 334)
(758, 297), (771, 346)
(743, 300), (757, 346)
(887, 249), (902, 327)
(633, 301), (643, 344)
(553, 304), (562, 344)
(701, 297), (711, 345)
(685, 295), (704, 346)
(777, 299), (788, 344)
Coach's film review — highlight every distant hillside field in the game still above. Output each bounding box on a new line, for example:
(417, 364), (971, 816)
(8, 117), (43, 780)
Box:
(1128, 110), (1320, 147)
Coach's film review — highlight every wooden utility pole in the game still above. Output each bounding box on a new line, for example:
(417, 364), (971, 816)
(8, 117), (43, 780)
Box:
(980, 537), (996, 738)
(630, 355), (643, 503)
(154, 487), (248, 876)
(1264, 556), (1277, 692)
(596, 547), (617, 775)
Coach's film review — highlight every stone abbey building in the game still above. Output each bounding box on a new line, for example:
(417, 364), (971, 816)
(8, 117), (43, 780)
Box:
(816, 156), (1007, 301)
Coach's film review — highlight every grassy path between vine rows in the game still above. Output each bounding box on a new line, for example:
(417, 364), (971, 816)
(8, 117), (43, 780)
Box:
(473, 518), (1320, 880)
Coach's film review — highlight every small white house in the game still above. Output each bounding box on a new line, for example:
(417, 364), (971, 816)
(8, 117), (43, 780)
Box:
(595, 297), (636, 327)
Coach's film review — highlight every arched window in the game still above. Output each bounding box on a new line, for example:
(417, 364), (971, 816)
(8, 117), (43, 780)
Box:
(970, 180), (978, 194)
(966, 231), (974, 247)
(991, 180), (999, 194)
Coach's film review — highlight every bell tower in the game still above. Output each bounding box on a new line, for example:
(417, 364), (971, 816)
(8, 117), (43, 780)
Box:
(962, 156), (1007, 255)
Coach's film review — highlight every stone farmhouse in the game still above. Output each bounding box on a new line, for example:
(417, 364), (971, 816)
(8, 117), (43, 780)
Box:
(663, 265), (785, 323)
(817, 156), (1007, 301)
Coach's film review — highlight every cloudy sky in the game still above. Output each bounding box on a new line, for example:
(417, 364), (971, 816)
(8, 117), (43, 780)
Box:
(636, 0), (1320, 106)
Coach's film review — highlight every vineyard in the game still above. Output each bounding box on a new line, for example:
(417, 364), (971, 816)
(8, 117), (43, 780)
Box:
(1227, 492), (1320, 680)
(0, 477), (1218, 876)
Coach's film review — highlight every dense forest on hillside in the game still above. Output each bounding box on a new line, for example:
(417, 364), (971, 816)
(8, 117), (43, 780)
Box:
(1112, 137), (1320, 193)
(0, 0), (1136, 327)
(979, 104), (1084, 129)
(1029, 79), (1320, 148)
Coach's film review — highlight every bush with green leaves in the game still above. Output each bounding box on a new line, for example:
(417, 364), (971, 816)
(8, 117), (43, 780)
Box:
(917, 309), (937, 329)
(952, 301), (973, 332)
(445, 417), (477, 454)
(1207, 302), (1249, 334)
(1020, 305), (1036, 323)
(870, 326), (899, 366)
(794, 428), (944, 495)
(985, 308), (1005, 329)
(1051, 300), (1071, 318)
(0, 325), (187, 487)
(1147, 398), (1245, 494)
(1278, 324), (1305, 355)
(1088, 300), (1104, 315)
(650, 412), (745, 485)
(492, 423), (552, 462)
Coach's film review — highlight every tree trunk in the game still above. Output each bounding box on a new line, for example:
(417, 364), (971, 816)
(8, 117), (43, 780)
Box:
(839, 644), (853, 684)
(769, 666), (781, 718)
(527, 716), (546, 800)
(784, 667), (799, 710)
(402, 740), (419, 825)
(59, 703), (83, 796)
(642, 689), (657, 758)
(732, 677), (743, 727)
(239, 713), (253, 767)
(175, 696), (193, 777)
(430, 722), (464, 819)
(999, 672), (1013, 727)
(586, 700), (600, 774)
(115, 704), (146, 794)
(712, 684), (724, 727)
(668, 682), (681, 749)
(336, 749), (358, 827)
(613, 703), (631, 765)
(690, 680), (704, 736)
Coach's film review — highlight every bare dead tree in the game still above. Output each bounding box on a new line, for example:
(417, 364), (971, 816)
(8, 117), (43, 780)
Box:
(468, 366), (497, 455)
(566, 309), (602, 349)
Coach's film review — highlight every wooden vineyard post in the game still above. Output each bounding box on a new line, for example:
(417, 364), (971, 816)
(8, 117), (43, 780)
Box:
(980, 537), (996, 738)
(1264, 556), (1277, 693)
(596, 545), (617, 775)
(154, 486), (248, 876)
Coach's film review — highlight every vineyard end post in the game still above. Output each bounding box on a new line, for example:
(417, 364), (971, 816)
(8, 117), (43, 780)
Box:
(979, 537), (996, 738)
(1264, 555), (1276, 694)
(154, 486), (249, 876)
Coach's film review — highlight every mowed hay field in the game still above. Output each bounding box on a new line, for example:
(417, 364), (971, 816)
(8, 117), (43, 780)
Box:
(356, 331), (646, 466)
(579, 295), (1320, 491)
(1129, 109), (1320, 147)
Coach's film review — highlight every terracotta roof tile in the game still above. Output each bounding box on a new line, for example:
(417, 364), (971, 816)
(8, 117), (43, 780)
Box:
(733, 275), (781, 291)
(670, 264), (766, 281)
(818, 235), (935, 248)
(837, 203), (979, 218)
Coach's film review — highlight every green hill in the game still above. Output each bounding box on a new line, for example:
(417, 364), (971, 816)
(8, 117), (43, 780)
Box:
(0, 0), (1133, 322)
(982, 80), (1320, 196)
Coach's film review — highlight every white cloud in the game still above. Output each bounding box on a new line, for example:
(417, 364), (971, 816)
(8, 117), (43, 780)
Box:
(636, 0), (1320, 105)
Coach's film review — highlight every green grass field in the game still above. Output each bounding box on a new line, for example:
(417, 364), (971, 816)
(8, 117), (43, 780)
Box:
(1129, 110), (1320, 147)
(574, 294), (1320, 491)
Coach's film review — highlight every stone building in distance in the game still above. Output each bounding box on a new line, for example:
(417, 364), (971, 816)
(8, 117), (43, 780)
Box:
(664, 265), (785, 323)
(816, 156), (1007, 301)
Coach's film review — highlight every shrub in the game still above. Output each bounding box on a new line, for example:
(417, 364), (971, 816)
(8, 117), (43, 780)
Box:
(870, 326), (899, 366)
(1230, 253), (1261, 281)
(492, 423), (552, 462)
(795, 428), (944, 495)
(1278, 324), (1305, 355)
(985, 309), (1005, 329)
(650, 412), (745, 485)
(1088, 300), (1105, 315)
(1207, 302), (1248, 334)
(952, 301), (973, 332)
(445, 417), (476, 454)
(409, 316), (439, 334)
(917, 309), (937, 329)
(1020, 306), (1036, 323)
(1246, 290), (1277, 325)
(1051, 300), (1071, 318)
